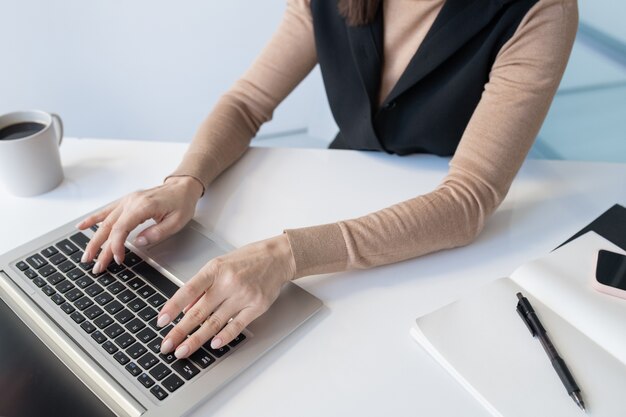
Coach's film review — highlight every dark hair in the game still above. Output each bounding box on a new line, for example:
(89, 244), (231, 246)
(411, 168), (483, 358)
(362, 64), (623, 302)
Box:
(338, 0), (381, 26)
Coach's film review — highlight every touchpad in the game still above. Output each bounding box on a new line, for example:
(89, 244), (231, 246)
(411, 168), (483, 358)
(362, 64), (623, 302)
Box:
(144, 224), (226, 284)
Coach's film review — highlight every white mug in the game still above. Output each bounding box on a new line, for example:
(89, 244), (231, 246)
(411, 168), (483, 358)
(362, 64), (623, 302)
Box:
(0, 110), (64, 197)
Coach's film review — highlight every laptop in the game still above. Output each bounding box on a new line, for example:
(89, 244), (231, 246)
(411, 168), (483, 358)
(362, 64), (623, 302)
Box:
(0, 212), (322, 417)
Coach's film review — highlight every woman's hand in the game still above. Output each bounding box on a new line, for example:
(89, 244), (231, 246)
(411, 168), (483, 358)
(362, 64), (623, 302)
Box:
(157, 234), (296, 358)
(77, 176), (204, 271)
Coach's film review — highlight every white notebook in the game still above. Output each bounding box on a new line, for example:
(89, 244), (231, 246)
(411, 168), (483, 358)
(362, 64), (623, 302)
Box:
(411, 232), (626, 417)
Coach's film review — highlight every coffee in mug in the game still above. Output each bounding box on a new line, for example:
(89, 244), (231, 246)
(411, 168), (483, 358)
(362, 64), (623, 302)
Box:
(0, 110), (64, 197)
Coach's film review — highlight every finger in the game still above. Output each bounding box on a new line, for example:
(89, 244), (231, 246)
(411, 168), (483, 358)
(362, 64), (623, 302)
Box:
(93, 241), (114, 275)
(157, 262), (218, 329)
(134, 212), (184, 248)
(76, 204), (116, 230)
(106, 203), (160, 266)
(211, 307), (259, 350)
(174, 302), (240, 359)
(182, 294), (203, 315)
(82, 206), (122, 263)
(160, 291), (224, 355)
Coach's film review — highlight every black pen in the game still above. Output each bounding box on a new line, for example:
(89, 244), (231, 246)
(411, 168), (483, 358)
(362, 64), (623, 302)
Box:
(516, 292), (586, 412)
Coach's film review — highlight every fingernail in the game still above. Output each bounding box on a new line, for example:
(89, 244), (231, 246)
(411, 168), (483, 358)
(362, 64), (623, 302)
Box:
(157, 314), (171, 328)
(211, 337), (222, 350)
(81, 252), (90, 263)
(174, 344), (189, 359)
(75, 221), (83, 229)
(160, 339), (173, 354)
(92, 262), (101, 274)
(135, 236), (148, 247)
(114, 255), (121, 265)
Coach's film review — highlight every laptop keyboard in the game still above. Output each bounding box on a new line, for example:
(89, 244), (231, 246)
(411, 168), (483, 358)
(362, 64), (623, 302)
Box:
(12, 229), (247, 402)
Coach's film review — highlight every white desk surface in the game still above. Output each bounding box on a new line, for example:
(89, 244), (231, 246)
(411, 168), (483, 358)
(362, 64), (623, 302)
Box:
(1, 137), (625, 417)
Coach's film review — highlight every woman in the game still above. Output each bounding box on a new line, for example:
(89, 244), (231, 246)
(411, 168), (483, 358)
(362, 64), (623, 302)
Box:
(78, 0), (578, 359)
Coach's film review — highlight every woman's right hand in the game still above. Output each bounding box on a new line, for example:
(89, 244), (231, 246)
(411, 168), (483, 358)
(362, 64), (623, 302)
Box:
(77, 176), (204, 273)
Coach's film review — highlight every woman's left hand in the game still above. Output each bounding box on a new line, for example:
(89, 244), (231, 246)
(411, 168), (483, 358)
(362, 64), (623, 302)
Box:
(157, 234), (296, 359)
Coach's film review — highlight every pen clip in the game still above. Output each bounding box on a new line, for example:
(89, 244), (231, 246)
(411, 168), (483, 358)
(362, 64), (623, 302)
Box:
(516, 302), (537, 337)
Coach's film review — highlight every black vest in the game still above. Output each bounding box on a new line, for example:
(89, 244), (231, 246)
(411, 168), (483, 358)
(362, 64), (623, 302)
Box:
(311, 0), (539, 155)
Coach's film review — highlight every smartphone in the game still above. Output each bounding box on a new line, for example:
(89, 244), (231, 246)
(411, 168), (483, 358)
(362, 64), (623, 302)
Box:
(593, 250), (626, 300)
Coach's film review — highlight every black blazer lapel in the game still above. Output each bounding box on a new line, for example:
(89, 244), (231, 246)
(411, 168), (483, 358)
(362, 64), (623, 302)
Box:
(382, 0), (514, 107)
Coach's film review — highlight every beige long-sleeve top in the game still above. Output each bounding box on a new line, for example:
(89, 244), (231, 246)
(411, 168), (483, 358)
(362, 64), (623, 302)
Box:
(169, 0), (578, 278)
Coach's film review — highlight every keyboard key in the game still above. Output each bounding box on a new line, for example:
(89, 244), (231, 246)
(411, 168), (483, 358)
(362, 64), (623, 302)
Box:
(16, 261), (29, 271)
(128, 277), (144, 290)
(46, 272), (65, 286)
(107, 263), (125, 274)
(138, 373), (155, 388)
(102, 340), (119, 354)
(39, 264), (56, 277)
(149, 363), (172, 381)
(75, 297), (94, 311)
(91, 331), (107, 344)
(117, 289), (137, 304)
(137, 286), (156, 299)
(138, 306), (158, 322)
(26, 254), (48, 269)
(125, 362), (142, 376)
(32, 276), (46, 288)
(85, 283), (104, 297)
(41, 246), (59, 258)
(114, 351), (130, 365)
(56, 239), (79, 255)
(147, 293), (167, 308)
(97, 273), (116, 287)
(150, 385), (168, 401)
(70, 251), (83, 264)
(128, 299), (147, 313)
(50, 293), (65, 305)
(137, 328), (157, 344)
(23, 269), (38, 280)
(102, 299), (122, 313)
(96, 293), (115, 307)
(114, 308), (134, 324)
(79, 261), (96, 271)
(57, 260), (76, 274)
(148, 337), (163, 354)
(228, 333), (247, 347)
(76, 276), (94, 289)
(69, 232), (90, 249)
(67, 268), (85, 281)
(171, 359), (199, 380)
(125, 318), (146, 334)
(117, 270), (135, 282)
(189, 348), (216, 369)
(84, 305), (104, 320)
(138, 352), (159, 370)
(55, 280), (75, 294)
(42, 285), (56, 297)
(49, 252), (67, 265)
(80, 321), (96, 334)
(133, 261), (178, 298)
(115, 332), (136, 349)
(65, 288), (84, 302)
(60, 302), (76, 314)
(124, 252), (142, 268)
(148, 317), (160, 330)
(94, 314), (113, 329)
(161, 374), (184, 393)
(126, 342), (147, 360)
(104, 323), (125, 339)
(203, 340), (230, 358)
(108, 281), (125, 295)
(70, 311), (86, 324)
(159, 325), (174, 337)
(160, 352), (176, 364)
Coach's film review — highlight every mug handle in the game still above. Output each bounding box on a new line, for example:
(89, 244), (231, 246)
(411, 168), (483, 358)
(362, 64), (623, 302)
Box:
(51, 113), (64, 146)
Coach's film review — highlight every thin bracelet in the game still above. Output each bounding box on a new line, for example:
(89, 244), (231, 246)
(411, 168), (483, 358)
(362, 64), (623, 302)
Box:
(163, 174), (206, 197)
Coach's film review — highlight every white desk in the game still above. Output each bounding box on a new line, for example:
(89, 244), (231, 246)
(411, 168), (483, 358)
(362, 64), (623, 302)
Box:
(1, 137), (625, 417)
